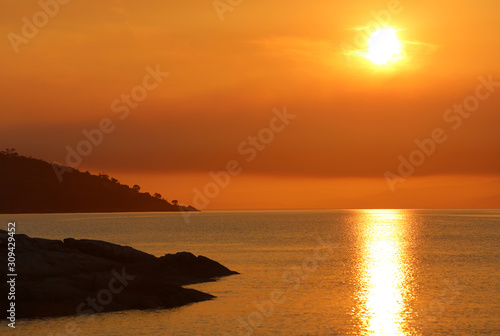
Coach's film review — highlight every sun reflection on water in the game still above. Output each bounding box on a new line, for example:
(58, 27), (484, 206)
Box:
(355, 209), (414, 336)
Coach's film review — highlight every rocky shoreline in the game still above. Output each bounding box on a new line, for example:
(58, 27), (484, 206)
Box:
(0, 230), (238, 319)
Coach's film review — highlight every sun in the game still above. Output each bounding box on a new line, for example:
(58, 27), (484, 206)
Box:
(364, 27), (403, 66)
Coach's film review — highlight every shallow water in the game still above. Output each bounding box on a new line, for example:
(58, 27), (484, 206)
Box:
(2, 209), (499, 335)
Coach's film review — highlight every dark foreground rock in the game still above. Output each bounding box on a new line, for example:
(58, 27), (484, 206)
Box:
(0, 230), (238, 319)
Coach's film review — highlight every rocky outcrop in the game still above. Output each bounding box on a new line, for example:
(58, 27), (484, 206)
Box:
(63, 238), (156, 263)
(0, 230), (238, 319)
(160, 252), (238, 278)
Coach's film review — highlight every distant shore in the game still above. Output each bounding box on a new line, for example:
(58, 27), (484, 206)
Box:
(0, 151), (199, 214)
(1, 206), (200, 215)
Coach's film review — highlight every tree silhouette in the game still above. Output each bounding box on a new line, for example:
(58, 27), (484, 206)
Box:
(1, 148), (18, 156)
(133, 185), (141, 192)
(153, 193), (162, 199)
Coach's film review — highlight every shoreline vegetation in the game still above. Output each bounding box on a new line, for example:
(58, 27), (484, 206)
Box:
(0, 150), (198, 214)
(0, 229), (238, 319)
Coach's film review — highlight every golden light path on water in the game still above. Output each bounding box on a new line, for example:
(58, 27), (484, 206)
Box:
(355, 209), (414, 335)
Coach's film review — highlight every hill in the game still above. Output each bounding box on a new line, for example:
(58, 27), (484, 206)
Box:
(0, 149), (197, 213)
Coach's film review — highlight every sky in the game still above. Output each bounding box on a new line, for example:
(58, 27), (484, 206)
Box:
(1, 0), (500, 209)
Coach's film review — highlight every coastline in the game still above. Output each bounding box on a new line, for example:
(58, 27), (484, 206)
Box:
(0, 229), (237, 320)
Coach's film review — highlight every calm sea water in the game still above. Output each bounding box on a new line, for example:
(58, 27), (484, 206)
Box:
(1, 209), (499, 336)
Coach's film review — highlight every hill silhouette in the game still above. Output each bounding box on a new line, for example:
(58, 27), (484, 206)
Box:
(0, 149), (197, 213)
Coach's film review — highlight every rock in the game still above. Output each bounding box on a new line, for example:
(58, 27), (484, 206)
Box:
(0, 230), (237, 319)
(63, 238), (156, 263)
(160, 252), (239, 279)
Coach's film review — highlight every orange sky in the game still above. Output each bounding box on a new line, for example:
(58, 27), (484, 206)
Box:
(1, 0), (499, 209)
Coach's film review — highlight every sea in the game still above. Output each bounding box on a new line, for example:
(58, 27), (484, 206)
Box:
(1, 209), (499, 336)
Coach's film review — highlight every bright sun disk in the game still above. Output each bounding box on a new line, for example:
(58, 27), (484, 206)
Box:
(364, 27), (403, 66)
